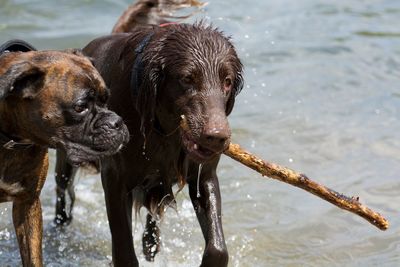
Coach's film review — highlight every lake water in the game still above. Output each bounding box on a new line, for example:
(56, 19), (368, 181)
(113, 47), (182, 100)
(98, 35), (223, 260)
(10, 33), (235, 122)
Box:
(0, 0), (399, 266)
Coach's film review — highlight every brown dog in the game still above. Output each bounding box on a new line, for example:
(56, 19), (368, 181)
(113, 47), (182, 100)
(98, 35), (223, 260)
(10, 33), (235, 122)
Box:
(0, 40), (129, 266)
(54, 1), (243, 266)
(92, 25), (242, 267)
(54, 0), (206, 225)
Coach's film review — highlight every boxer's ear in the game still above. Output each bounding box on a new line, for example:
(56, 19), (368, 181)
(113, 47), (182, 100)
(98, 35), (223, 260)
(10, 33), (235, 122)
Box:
(0, 61), (45, 100)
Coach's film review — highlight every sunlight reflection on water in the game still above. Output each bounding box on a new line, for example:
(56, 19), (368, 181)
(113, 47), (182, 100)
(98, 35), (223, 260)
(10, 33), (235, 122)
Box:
(0, 0), (399, 266)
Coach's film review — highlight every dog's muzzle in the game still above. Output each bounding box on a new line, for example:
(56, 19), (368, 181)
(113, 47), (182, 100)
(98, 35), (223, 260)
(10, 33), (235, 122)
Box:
(59, 111), (130, 166)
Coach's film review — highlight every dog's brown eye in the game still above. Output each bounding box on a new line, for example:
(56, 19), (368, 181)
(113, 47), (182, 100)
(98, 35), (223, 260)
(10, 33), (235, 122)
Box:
(223, 77), (232, 92)
(73, 104), (88, 113)
(181, 76), (194, 86)
(146, 1), (156, 8)
(89, 89), (96, 97)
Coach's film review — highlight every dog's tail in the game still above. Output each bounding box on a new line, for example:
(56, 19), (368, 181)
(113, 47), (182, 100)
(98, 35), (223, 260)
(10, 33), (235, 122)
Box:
(112, 0), (207, 33)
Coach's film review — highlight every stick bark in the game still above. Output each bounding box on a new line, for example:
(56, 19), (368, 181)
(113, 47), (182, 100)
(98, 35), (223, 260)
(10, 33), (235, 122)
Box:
(224, 143), (389, 231)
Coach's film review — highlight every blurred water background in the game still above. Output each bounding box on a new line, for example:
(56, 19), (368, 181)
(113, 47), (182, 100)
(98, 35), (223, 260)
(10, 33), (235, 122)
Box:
(0, 0), (399, 266)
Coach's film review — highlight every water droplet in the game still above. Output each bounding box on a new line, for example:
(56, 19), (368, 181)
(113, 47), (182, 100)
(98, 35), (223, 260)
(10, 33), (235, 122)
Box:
(251, 140), (256, 148)
(197, 164), (203, 198)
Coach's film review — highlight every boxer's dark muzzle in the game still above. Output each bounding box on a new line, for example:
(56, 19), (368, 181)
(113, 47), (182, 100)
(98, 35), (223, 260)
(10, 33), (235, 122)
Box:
(55, 109), (129, 166)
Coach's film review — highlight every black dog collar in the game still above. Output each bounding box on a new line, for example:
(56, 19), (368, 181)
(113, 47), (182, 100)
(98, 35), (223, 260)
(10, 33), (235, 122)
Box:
(0, 39), (37, 150)
(130, 23), (175, 94)
(0, 39), (36, 54)
(130, 32), (172, 137)
(130, 32), (155, 95)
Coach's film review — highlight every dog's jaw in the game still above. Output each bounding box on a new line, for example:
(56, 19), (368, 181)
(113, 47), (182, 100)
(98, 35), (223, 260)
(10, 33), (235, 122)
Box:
(179, 115), (227, 163)
(55, 138), (126, 167)
(181, 130), (217, 163)
(54, 123), (129, 166)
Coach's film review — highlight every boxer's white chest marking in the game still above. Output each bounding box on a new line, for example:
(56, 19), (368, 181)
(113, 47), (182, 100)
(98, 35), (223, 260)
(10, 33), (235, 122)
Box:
(0, 168), (24, 198)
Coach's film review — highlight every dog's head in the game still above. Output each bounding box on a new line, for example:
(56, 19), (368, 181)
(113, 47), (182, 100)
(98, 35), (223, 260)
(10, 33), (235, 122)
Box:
(0, 49), (129, 165)
(138, 23), (243, 163)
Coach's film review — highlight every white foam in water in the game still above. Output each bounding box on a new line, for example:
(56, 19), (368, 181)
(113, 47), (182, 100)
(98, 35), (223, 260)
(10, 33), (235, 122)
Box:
(1, 0), (400, 266)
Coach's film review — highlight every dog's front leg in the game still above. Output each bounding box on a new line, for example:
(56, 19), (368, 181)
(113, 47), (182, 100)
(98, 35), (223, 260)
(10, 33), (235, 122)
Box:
(12, 197), (43, 267)
(101, 165), (138, 267)
(54, 149), (78, 225)
(187, 158), (228, 267)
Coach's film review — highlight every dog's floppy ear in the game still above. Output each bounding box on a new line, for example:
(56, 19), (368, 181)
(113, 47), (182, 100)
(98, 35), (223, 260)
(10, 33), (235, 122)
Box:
(136, 65), (163, 136)
(0, 61), (45, 100)
(226, 69), (244, 115)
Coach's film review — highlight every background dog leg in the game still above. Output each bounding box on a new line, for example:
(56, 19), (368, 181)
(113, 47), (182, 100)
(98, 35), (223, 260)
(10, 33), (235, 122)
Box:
(12, 197), (43, 267)
(54, 149), (78, 225)
(142, 213), (160, 261)
(187, 159), (228, 267)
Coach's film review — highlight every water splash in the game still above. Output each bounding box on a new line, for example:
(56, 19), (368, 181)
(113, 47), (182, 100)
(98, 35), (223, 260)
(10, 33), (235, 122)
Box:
(197, 164), (203, 198)
(142, 143), (146, 156)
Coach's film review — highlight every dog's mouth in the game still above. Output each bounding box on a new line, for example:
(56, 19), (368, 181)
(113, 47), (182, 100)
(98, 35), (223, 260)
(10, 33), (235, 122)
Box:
(54, 126), (129, 167)
(179, 115), (222, 163)
(57, 140), (125, 167)
(181, 132), (217, 162)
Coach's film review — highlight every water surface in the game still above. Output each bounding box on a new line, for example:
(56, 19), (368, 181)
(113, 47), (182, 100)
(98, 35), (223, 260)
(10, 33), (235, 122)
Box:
(0, 0), (399, 266)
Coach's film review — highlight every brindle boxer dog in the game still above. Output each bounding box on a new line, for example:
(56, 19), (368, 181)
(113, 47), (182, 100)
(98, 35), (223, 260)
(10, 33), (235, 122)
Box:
(0, 39), (129, 267)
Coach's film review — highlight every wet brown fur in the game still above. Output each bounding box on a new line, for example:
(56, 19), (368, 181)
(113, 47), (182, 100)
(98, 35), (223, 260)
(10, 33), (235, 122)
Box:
(54, 1), (243, 266)
(112, 0), (205, 33)
(84, 22), (242, 266)
(0, 49), (127, 266)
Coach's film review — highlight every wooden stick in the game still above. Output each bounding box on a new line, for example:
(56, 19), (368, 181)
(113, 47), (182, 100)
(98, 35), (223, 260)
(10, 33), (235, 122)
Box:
(180, 115), (389, 230)
(224, 143), (389, 231)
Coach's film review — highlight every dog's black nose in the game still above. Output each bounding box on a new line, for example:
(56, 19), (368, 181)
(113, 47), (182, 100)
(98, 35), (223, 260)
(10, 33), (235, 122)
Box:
(106, 115), (124, 130)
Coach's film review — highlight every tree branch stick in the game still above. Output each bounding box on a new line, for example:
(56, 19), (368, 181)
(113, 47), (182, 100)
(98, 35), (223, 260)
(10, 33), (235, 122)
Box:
(224, 143), (389, 230)
(180, 115), (388, 230)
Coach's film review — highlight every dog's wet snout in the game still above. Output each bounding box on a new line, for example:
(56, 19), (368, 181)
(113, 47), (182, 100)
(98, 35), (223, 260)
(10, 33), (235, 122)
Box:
(107, 116), (124, 130)
(200, 114), (231, 152)
(105, 114), (124, 130)
(203, 128), (229, 145)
